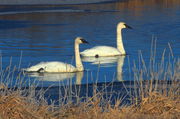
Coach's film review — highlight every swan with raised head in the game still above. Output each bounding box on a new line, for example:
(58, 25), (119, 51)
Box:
(24, 37), (88, 73)
(80, 22), (132, 57)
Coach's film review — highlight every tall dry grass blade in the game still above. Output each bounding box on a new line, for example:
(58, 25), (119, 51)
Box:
(168, 42), (174, 58)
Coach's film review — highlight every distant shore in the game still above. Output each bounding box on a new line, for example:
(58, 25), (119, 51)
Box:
(0, 0), (118, 5)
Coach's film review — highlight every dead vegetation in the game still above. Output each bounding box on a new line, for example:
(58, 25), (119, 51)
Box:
(0, 91), (52, 119)
(0, 89), (179, 119)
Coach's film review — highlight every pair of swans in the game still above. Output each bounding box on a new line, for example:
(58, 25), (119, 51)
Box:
(24, 22), (132, 73)
(28, 56), (125, 84)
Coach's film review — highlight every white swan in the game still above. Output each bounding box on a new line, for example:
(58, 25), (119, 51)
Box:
(24, 37), (88, 73)
(80, 22), (132, 57)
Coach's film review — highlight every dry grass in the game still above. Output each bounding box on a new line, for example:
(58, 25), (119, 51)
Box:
(57, 93), (179, 119)
(0, 91), (54, 119)
(0, 89), (179, 119)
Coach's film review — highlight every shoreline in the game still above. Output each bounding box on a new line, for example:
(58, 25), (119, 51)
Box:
(0, 0), (118, 5)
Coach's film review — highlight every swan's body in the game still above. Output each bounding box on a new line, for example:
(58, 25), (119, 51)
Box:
(81, 46), (121, 57)
(24, 37), (88, 73)
(25, 61), (76, 73)
(80, 22), (132, 57)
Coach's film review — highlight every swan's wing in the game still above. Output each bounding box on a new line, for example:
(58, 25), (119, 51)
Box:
(25, 62), (47, 72)
(44, 62), (76, 72)
(25, 61), (76, 73)
(80, 46), (121, 57)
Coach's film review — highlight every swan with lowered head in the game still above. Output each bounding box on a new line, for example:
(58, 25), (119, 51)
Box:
(24, 37), (88, 73)
(80, 22), (132, 57)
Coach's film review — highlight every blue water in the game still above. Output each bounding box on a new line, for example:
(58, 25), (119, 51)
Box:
(0, 0), (179, 87)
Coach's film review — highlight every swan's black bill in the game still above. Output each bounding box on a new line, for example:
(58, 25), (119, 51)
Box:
(81, 39), (89, 44)
(124, 24), (132, 29)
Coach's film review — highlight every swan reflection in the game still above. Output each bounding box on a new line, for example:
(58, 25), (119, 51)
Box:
(82, 56), (120, 65)
(27, 72), (84, 84)
(82, 56), (125, 81)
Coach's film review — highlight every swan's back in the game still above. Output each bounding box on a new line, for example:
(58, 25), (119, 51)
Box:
(80, 46), (121, 57)
(25, 61), (76, 73)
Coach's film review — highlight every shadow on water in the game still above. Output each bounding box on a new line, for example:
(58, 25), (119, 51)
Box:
(18, 80), (174, 105)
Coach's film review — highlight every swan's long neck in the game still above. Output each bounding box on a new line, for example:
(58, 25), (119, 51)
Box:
(117, 28), (126, 55)
(75, 43), (84, 71)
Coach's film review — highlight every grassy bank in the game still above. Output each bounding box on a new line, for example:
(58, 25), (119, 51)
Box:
(0, 80), (179, 119)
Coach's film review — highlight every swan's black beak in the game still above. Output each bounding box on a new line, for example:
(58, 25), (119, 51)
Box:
(124, 24), (132, 29)
(81, 39), (89, 44)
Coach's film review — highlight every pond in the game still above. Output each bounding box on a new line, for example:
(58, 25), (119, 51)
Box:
(0, 0), (179, 88)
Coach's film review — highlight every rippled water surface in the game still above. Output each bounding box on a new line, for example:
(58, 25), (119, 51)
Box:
(0, 0), (179, 87)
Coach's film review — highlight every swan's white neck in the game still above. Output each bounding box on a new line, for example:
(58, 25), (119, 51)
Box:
(117, 27), (126, 55)
(75, 43), (84, 71)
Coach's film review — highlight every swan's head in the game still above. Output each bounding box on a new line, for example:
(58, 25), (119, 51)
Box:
(75, 37), (88, 44)
(117, 22), (132, 29)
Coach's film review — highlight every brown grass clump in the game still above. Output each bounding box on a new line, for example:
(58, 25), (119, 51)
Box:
(55, 92), (179, 119)
(135, 92), (179, 118)
(138, 92), (180, 118)
(0, 90), (179, 119)
(0, 90), (55, 119)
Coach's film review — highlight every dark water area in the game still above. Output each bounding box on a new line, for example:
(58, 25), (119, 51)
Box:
(0, 0), (179, 103)
(19, 80), (173, 105)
